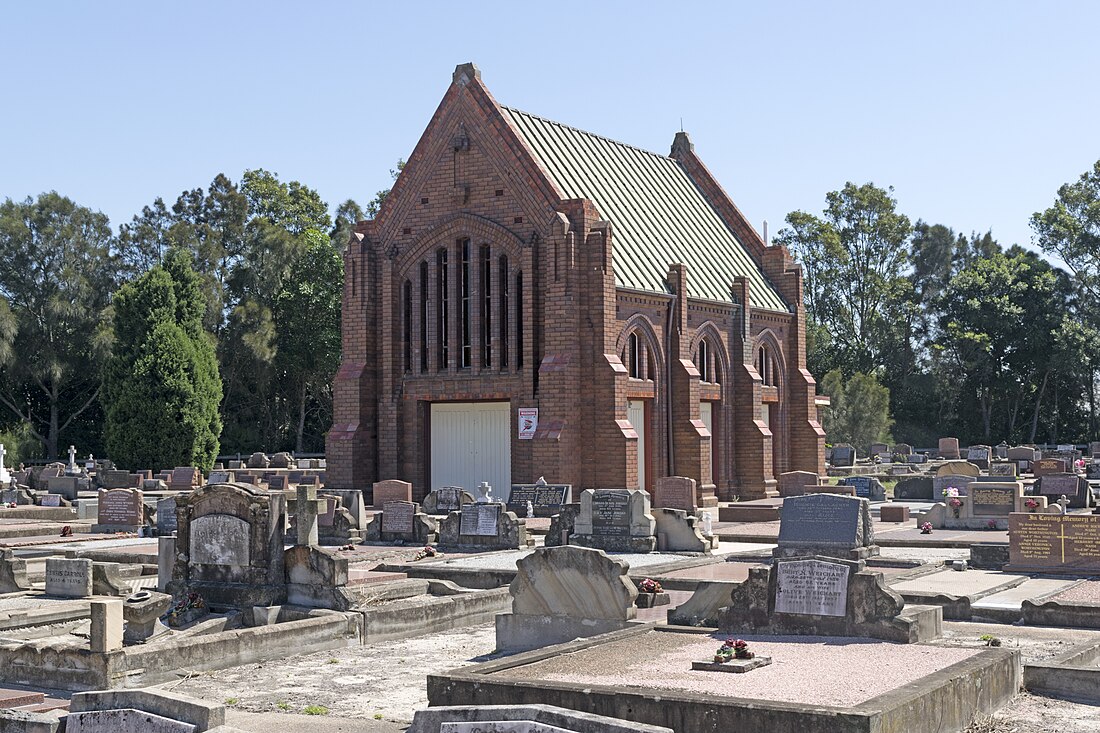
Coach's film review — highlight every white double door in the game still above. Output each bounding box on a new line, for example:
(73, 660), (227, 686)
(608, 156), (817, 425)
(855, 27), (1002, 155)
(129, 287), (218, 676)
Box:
(430, 402), (511, 502)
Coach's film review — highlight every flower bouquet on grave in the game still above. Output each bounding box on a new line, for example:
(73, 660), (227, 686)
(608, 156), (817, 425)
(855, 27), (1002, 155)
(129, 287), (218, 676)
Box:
(639, 578), (663, 594)
(919, 521), (933, 534)
(948, 496), (962, 518)
(714, 638), (754, 663)
(986, 519), (998, 530)
(413, 545), (439, 561)
(1024, 498), (1040, 513)
(942, 487), (960, 499)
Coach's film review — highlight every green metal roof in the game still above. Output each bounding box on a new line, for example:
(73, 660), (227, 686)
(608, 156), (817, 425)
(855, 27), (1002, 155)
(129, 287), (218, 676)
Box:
(501, 107), (789, 312)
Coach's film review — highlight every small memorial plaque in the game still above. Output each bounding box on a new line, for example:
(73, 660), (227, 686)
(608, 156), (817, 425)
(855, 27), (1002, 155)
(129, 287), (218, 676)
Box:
(1009, 513), (1100, 573)
(971, 486), (1016, 516)
(40, 494), (61, 507)
(990, 463), (1017, 478)
(774, 559), (850, 617)
(591, 490), (631, 537)
(460, 503), (501, 536)
(381, 500), (416, 534)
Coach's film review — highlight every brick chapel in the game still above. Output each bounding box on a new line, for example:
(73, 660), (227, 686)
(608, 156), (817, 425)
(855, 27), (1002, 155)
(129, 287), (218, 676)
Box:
(326, 63), (826, 505)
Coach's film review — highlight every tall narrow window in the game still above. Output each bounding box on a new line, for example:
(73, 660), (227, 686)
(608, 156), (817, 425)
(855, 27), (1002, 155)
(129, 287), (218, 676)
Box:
(480, 244), (492, 368)
(419, 262), (429, 372)
(436, 248), (448, 370)
(460, 239), (471, 368)
(628, 332), (641, 378)
(515, 271), (524, 369)
(697, 340), (710, 382)
(498, 255), (509, 370)
(402, 279), (412, 373)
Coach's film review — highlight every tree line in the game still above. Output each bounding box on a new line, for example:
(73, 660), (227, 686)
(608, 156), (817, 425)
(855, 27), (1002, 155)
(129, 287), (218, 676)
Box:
(778, 160), (1100, 452)
(0, 168), (397, 466)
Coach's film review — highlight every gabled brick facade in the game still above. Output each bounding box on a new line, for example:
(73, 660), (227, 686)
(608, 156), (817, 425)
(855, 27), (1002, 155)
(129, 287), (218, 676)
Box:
(326, 63), (826, 503)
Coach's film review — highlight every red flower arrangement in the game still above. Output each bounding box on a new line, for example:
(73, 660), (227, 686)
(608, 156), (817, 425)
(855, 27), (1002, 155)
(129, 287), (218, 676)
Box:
(714, 638), (754, 663)
(639, 578), (663, 594)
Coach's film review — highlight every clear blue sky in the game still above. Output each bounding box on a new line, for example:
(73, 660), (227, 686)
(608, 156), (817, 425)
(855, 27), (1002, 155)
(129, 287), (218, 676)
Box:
(2, 1), (1098, 255)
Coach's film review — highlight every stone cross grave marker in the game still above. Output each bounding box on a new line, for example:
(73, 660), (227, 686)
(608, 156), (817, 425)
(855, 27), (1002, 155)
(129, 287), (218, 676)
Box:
(774, 558), (850, 617)
(66, 445), (78, 474)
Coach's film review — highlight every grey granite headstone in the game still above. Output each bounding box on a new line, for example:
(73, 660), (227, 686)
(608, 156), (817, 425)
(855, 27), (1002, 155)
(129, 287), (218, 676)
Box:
(156, 497), (179, 534)
(382, 500), (416, 533)
(775, 493), (876, 560)
(460, 503), (501, 536)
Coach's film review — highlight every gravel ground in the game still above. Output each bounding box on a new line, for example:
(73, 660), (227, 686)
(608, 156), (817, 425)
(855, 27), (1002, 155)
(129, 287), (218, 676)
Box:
(493, 631), (979, 706)
(937, 621), (1100, 664)
(1047, 579), (1100, 604)
(170, 622), (505, 723)
(967, 692), (1100, 732)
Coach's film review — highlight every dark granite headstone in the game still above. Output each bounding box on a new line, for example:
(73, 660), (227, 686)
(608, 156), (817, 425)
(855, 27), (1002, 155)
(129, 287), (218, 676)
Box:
(893, 476), (934, 501)
(831, 445), (855, 467)
(381, 501), (416, 533)
(156, 497), (178, 534)
(507, 483), (570, 518)
(775, 494), (876, 560)
(838, 476), (885, 501)
(591, 490), (631, 538)
(1037, 473), (1091, 508)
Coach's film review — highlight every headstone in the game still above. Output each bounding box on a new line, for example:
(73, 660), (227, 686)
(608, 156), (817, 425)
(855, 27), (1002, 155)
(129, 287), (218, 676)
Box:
(938, 437), (961, 459)
(495, 546), (637, 652)
(775, 493), (876, 560)
(869, 442), (889, 457)
(440, 503), (527, 549)
(170, 467), (200, 490)
(1090, 441), (1100, 458)
(967, 445), (991, 469)
(906, 454), (928, 464)
(994, 443), (1009, 459)
(372, 479), (413, 507)
(425, 486), (470, 515)
(934, 474), (976, 497)
(774, 558), (850, 617)
(317, 494), (338, 528)
(101, 469), (134, 490)
(777, 471), (818, 498)
(936, 461), (981, 478)
(652, 476), (698, 512)
(381, 500), (416, 534)
(571, 489), (657, 553)
(1037, 473), (1091, 508)
(97, 488), (145, 528)
(284, 545), (356, 611)
(1007, 446), (1040, 462)
(970, 484), (1018, 516)
(652, 507), (710, 552)
(46, 475), (79, 501)
(158, 535), (175, 592)
(45, 557), (93, 597)
(838, 476), (886, 501)
(506, 481), (571, 518)
(990, 463), (1018, 478)
(893, 476), (934, 501)
(207, 470), (231, 484)
(831, 444), (855, 467)
(246, 452), (270, 469)
(39, 493), (62, 507)
(1009, 513), (1100, 573)
(156, 497), (179, 535)
(269, 451), (296, 469)
(66, 444), (80, 475)
(893, 443), (913, 456)
(167, 482), (287, 608)
(459, 503), (502, 536)
(0, 548), (30, 592)
(1088, 461), (1100, 481)
(1033, 458), (1068, 477)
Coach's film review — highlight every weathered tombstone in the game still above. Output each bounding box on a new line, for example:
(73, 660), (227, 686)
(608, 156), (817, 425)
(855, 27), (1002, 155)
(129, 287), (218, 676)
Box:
(831, 444), (855, 467)
(323, 488), (368, 530)
(838, 476), (886, 501)
(157, 535), (175, 593)
(718, 555), (934, 642)
(889, 465), (912, 476)
(893, 443), (913, 456)
(922, 482), (1024, 529)
(45, 557), (93, 597)
(777, 471), (818, 498)
(774, 493), (877, 560)
(1008, 513), (1100, 573)
(46, 475), (80, 501)
(506, 480), (571, 518)
(39, 493), (63, 507)
(495, 546), (638, 652)
(207, 470), (231, 485)
(283, 545), (355, 610)
(246, 452), (270, 469)
(966, 445), (991, 470)
(990, 463), (1018, 478)
(101, 469), (133, 490)
(571, 489), (657, 552)
(0, 548), (30, 592)
(938, 437), (961, 459)
(1037, 473), (1091, 509)
(156, 497), (179, 535)
(269, 451), (296, 469)
(1033, 458), (1068, 477)
(363, 500), (437, 544)
(994, 443), (1009, 460)
(936, 461), (981, 478)
(169, 467), (200, 491)
(439, 503), (527, 549)
(167, 482), (288, 608)
(372, 479), (413, 507)
(543, 503), (581, 547)
(96, 488), (145, 532)
(1007, 446), (1040, 462)
(651, 476), (698, 512)
(893, 476), (934, 501)
(869, 442), (889, 458)
(652, 507), (710, 552)
(1088, 461), (1100, 481)
(907, 453), (928, 464)
(423, 486), (474, 515)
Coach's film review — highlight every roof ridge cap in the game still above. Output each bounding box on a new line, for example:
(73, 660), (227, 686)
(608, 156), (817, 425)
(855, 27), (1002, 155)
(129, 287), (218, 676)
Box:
(501, 105), (674, 163)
